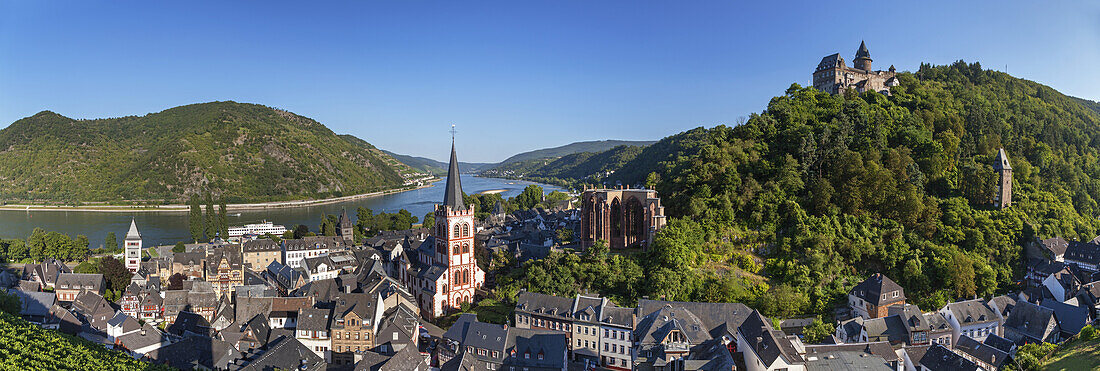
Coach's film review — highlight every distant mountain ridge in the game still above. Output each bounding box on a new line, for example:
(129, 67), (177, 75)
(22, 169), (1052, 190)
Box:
(496, 140), (656, 165)
(0, 101), (414, 203)
(380, 150), (494, 175)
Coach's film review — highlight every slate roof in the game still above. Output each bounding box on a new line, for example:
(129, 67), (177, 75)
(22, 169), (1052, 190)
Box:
(816, 53), (844, 71)
(284, 236), (346, 252)
(55, 273), (104, 292)
(983, 334), (1016, 355)
(9, 289), (55, 318)
(1039, 237), (1069, 257)
(173, 251), (206, 266)
(601, 305), (633, 328)
(117, 323), (167, 353)
(803, 342), (898, 363)
(297, 307), (332, 332)
(862, 315), (909, 344)
(504, 327), (568, 369)
(945, 299), (999, 326)
(805, 350), (893, 371)
(242, 239), (280, 253)
(988, 295), (1018, 319)
(955, 335), (1010, 368)
(918, 344), (979, 371)
(850, 273), (905, 306)
(442, 140), (466, 211)
(737, 310), (803, 368)
(126, 218), (142, 240)
(1041, 299), (1091, 336)
(236, 336), (325, 371)
(167, 311), (212, 337)
(1065, 241), (1100, 265)
(854, 41), (871, 60)
(1004, 301), (1057, 343)
(635, 299), (753, 341)
(146, 335), (237, 370)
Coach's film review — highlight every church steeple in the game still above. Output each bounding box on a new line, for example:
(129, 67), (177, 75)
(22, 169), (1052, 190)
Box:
(442, 139), (465, 210)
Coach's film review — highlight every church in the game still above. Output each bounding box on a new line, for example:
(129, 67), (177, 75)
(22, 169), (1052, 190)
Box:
(813, 41), (900, 95)
(402, 138), (486, 319)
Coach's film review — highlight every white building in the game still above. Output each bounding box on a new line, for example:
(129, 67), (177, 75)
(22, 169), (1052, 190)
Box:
(939, 299), (1002, 344)
(283, 236), (345, 268)
(228, 220), (287, 238)
(124, 219), (142, 272)
(598, 305), (634, 371)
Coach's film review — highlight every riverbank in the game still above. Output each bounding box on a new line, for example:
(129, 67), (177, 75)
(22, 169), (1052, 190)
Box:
(0, 181), (438, 213)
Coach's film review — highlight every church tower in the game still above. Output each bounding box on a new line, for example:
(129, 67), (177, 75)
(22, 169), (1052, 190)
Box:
(432, 138), (484, 312)
(336, 208), (354, 243)
(124, 218), (143, 272)
(993, 148), (1013, 209)
(854, 41), (872, 71)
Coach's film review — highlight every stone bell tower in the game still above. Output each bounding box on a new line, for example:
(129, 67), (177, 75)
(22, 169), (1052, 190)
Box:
(993, 148), (1012, 209)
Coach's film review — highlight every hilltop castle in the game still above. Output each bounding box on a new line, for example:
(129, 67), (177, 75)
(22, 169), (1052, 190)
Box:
(813, 41), (899, 95)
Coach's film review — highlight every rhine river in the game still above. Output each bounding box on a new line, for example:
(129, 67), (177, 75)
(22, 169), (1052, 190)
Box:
(0, 176), (563, 247)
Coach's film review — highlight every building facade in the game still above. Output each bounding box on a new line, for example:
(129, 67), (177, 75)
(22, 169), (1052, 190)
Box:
(125, 219), (143, 272)
(579, 188), (666, 249)
(813, 41), (899, 95)
(242, 239), (281, 272)
(407, 139), (486, 320)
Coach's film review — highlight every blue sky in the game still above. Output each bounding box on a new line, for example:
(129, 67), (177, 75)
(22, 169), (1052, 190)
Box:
(1, 1), (1097, 163)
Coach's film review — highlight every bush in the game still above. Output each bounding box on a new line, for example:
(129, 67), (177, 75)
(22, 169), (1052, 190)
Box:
(1080, 324), (1097, 341)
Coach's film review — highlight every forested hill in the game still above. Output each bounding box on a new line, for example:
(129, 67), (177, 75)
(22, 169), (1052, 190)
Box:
(0, 102), (412, 203)
(496, 139), (656, 165)
(520, 61), (1100, 315)
(379, 149), (494, 175)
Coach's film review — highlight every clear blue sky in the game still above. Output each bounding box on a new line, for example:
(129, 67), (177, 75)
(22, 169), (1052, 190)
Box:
(1, 1), (1097, 163)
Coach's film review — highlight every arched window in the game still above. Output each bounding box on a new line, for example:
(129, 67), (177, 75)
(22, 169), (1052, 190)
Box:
(462, 242), (470, 254)
(462, 223), (470, 237)
(453, 224), (460, 238)
(466, 269), (471, 285)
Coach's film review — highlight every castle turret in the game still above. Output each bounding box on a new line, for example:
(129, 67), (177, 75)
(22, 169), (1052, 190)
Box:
(337, 208), (354, 243)
(993, 148), (1013, 209)
(854, 41), (872, 71)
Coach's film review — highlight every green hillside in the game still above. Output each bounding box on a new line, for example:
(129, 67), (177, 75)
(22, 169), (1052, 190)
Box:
(0, 310), (170, 370)
(503, 61), (1100, 317)
(0, 102), (410, 203)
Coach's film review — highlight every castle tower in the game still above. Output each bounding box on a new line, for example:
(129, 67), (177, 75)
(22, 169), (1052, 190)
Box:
(432, 138), (484, 313)
(124, 218), (142, 272)
(336, 208), (354, 243)
(854, 41), (872, 71)
(993, 148), (1013, 209)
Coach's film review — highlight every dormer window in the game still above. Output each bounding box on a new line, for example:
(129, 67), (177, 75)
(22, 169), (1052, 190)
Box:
(892, 291), (899, 298)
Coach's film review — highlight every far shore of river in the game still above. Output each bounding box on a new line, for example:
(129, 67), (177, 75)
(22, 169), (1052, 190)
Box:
(0, 181), (438, 214)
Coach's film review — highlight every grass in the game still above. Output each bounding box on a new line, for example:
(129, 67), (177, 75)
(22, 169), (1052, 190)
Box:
(1044, 337), (1100, 371)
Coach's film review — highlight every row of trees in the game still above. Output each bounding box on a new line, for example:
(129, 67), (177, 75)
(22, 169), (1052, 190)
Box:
(188, 192), (227, 242)
(0, 229), (90, 264)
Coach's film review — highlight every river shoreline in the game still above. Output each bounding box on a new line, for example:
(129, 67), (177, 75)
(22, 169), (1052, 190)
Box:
(0, 181), (438, 214)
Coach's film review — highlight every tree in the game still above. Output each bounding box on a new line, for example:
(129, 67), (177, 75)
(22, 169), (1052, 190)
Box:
(948, 253), (977, 299)
(172, 242), (186, 253)
(104, 232), (118, 252)
(0, 290), (20, 315)
(583, 239), (609, 262)
(204, 192), (216, 239)
(166, 273), (185, 290)
(73, 261), (99, 274)
(5, 239), (27, 262)
(98, 257), (132, 292)
(293, 224), (310, 239)
(422, 212), (435, 230)
(320, 214), (337, 236)
(217, 199), (228, 238)
(26, 228), (46, 262)
(188, 195), (203, 242)
(556, 228), (574, 245)
(72, 235), (89, 262)
(802, 318), (835, 344)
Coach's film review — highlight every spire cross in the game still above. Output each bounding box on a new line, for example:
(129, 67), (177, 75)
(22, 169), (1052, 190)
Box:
(450, 124), (457, 141)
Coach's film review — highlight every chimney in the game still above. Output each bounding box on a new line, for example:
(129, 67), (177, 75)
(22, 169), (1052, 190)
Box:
(141, 328), (147, 336)
(756, 336), (763, 351)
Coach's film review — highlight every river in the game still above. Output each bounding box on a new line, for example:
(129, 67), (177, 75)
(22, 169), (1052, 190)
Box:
(0, 176), (563, 247)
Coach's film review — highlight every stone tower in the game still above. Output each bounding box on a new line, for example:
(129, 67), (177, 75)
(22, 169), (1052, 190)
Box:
(336, 208), (354, 243)
(432, 139), (484, 312)
(854, 41), (872, 71)
(993, 148), (1013, 209)
(124, 218), (142, 272)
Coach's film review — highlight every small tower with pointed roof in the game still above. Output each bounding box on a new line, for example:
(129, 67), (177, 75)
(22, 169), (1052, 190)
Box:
(336, 208), (354, 243)
(993, 148), (1013, 209)
(854, 40), (872, 71)
(124, 218), (143, 272)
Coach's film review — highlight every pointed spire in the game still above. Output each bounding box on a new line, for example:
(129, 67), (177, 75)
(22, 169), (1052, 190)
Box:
(993, 148), (1012, 170)
(126, 218), (141, 240)
(443, 137), (465, 210)
(855, 40), (871, 60)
